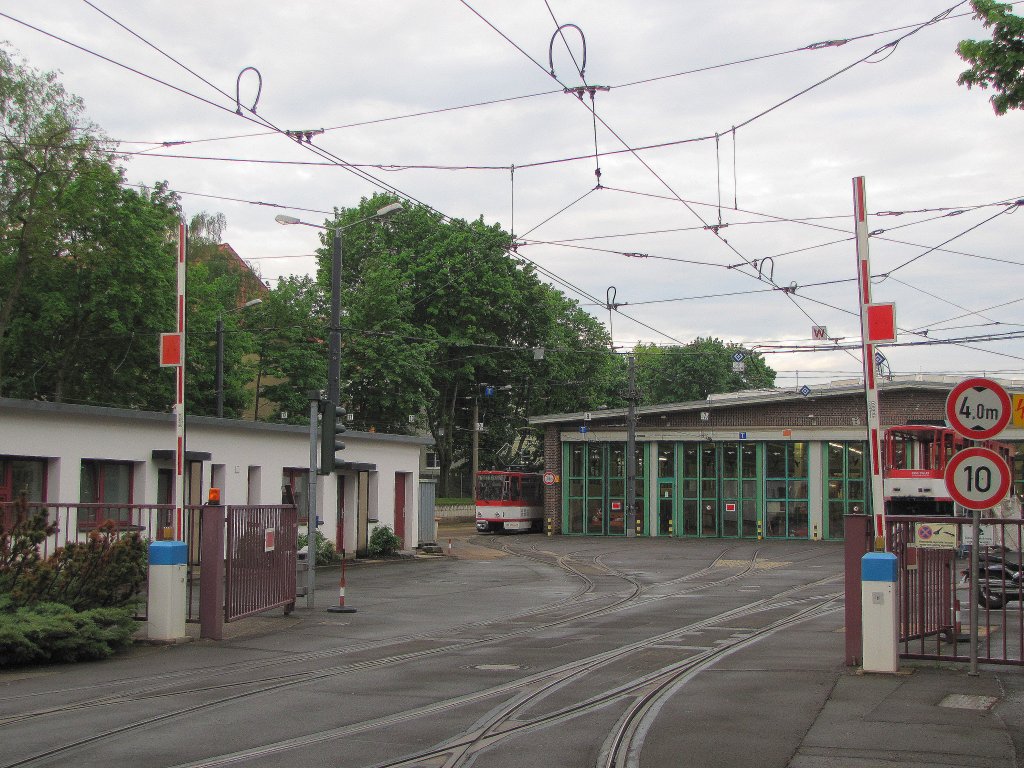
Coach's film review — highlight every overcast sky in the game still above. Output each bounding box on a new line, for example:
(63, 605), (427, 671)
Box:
(2, 1), (1021, 388)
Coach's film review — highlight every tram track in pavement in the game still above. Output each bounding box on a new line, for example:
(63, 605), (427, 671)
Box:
(0, 537), (744, 722)
(0, 542), (835, 767)
(155, 575), (844, 768)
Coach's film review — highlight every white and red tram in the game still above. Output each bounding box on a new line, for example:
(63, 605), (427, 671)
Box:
(883, 424), (1014, 515)
(475, 471), (544, 533)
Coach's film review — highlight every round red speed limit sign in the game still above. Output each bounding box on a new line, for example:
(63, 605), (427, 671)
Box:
(542, 471), (557, 486)
(944, 447), (1011, 510)
(946, 377), (1011, 439)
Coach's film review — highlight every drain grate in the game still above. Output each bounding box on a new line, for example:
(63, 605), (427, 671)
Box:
(939, 694), (998, 711)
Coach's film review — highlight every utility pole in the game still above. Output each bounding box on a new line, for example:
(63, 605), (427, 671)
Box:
(625, 354), (639, 538)
(306, 391), (320, 607)
(471, 395), (479, 501)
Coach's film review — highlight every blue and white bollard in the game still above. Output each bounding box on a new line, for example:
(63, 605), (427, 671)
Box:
(861, 551), (898, 673)
(148, 541), (187, 642)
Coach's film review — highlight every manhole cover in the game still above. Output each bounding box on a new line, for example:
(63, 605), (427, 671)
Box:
(473, 664), (525, 671)
(939, 694), (998, 711)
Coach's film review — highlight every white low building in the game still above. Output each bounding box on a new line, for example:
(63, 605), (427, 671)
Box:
(0, 398), (432, 553)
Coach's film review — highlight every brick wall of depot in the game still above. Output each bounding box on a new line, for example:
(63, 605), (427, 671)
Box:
(630, 390), (947, 431)
(543, 425), (562, 534)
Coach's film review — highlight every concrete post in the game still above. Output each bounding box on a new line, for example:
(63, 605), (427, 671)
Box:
(861, 551), (899, 673)
(147, 541), (187, 642)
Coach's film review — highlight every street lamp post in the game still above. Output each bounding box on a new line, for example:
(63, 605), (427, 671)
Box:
(215, 298), (262, 418)
(276, 202), (402, 606)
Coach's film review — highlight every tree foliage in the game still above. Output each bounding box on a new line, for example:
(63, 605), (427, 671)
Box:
(251, 275), (327, 422)
(0, 49), (183, 405)
(317, 196), (618, 493)
(957, 0), (1024, 115)
(633, 339), (776, 405)
(0, 49), (191, 408)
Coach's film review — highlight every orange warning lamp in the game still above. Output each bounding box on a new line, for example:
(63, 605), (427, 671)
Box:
(208, 487), (222, 506)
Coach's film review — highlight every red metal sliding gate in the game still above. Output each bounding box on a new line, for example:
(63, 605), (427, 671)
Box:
(845, 514), (1024, 666)
(200, 504), (298, 639)
(225, 504), (298, 621)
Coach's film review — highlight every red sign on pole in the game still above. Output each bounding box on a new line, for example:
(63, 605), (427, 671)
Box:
(866, 303), (896, 343)
(159, 333), (182, 367)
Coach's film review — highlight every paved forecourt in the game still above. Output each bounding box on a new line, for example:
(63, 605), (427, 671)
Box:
(0, 532), (1019, 768)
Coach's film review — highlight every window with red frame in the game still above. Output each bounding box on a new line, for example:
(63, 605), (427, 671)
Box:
(80, 460), (134, 527)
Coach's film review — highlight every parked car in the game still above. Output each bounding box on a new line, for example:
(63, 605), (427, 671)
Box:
(960, 549), (1023, 609)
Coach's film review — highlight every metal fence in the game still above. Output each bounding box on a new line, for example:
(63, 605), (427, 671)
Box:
(887, 516), (1024, 665)
(224, 505), (298, 622)
(845, 514), (1024, 667)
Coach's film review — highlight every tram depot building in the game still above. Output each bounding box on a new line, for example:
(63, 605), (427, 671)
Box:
(532, 375), (1024, 541)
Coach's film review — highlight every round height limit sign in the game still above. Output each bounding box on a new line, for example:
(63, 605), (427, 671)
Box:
(946, 377), (1011, 440)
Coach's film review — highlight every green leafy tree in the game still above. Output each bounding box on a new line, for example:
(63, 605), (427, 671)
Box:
(252, 275), (327, 422)
(634, 338), (776, 405)
(957, 0), (1024, 115)
(1, 162), (179, 407)
(321, 196), (619, 494)
(0, 48), (184, 408)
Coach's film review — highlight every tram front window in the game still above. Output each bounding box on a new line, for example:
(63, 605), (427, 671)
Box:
(477, 476), (506, 502)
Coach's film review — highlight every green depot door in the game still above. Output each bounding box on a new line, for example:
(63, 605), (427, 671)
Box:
(679, 442), (759, 538)
(680, 444), (718, 537)
(720, 442), (758, 538)
(563, 442), (648, 536)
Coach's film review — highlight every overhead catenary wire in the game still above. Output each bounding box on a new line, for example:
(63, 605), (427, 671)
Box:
(70, 10), (972, 158)
(8, 0), (1015, 372)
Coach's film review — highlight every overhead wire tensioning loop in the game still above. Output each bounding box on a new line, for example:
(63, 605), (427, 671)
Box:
(235, 66), (262, 115)
(548, 23), (586, 79)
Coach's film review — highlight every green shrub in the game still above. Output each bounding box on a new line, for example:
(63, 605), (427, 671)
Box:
(367, 525), (402, 557)
(1, 498), (147, 611)
(0, 599), (137, 668)
(298, 530), (337, 565)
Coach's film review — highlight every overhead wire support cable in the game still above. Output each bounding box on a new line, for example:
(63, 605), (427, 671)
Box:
(64, 7), (970, 156)
(67, 3), (619, 345)
(64, 1), (1007, 364)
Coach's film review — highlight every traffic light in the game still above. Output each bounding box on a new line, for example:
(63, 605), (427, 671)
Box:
(319, 400), (347, 475)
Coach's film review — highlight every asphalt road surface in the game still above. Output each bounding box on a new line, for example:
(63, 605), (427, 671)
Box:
(2, 532), (1008, 768)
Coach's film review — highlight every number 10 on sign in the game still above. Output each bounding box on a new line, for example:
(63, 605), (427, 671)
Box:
(944, 447), (1011, 511)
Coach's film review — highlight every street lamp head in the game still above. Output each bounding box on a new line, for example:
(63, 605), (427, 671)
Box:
(275, 214), (301, 225)
(242, 298), (263, 308)
(375, 202), (403, 217)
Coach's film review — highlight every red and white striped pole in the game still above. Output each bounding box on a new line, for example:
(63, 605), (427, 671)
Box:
(174, 219), (187, 541)
(326, 556), (357, 613)
(853, 177), (888, 551)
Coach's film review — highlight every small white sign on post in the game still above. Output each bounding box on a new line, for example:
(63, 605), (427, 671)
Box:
(913, 522), (958, 550)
